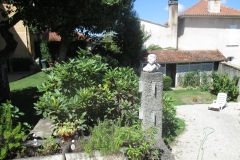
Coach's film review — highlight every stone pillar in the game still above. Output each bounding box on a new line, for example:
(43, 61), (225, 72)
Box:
(139, 72), (163, 148)
(139, 72), (175, 160)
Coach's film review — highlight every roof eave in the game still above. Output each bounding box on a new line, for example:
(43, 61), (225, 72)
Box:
(140, 19), (168, 28)
(179, 15), (240, 19)
(157, 60), (226, 64)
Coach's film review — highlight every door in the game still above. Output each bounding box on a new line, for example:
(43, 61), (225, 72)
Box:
(166, 64), (176, 87)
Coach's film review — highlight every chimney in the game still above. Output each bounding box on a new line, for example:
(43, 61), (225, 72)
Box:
(208, 0), (221, 13)
(168, 0), (178, 49)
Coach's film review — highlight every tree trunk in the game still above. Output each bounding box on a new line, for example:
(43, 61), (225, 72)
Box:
(0, 12), (20, 103)
(57, 37), (70, 63)
(0, 63), (10, 104)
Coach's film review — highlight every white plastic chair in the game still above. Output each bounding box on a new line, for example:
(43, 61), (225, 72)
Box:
(208, 93), (227, 111)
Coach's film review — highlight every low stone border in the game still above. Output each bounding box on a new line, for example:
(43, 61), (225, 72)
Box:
(12, 150), (127, 160)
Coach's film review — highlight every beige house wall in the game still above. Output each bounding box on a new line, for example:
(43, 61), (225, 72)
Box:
(0, 3), (35, 59)
(141, 20), (172, 49)
(178, 17), (240, 65)
(141, 16), (240, 66)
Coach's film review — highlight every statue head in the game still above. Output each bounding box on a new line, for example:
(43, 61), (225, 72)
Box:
(147, 54), (157, 65)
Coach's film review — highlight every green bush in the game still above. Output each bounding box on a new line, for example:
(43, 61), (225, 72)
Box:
(40, 41), (51, 60)
(34, 49), (140, 130)
(37, 136), (59, 155)
(162, 93), (179, 142)
(163, 76), (172, 91)
(10, 57), (33, 72)
(181, 70), (200, 88)
(199, 72), (211, 91)
(0, 101), (25, 160)
(210, 71), (239, 101)
(146, 44), (163, 50)
(84, 119), (158, 159)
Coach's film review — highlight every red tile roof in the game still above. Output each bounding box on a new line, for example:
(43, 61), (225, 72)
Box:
(42, 32), (61, 41)
(180, 0), (240, 17)
(42, 32), (90, 41)
(141, 50), (226, 63)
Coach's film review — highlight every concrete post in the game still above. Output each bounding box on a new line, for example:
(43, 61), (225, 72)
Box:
(140, 72), (163, 148)
(139, 72), (175, 159)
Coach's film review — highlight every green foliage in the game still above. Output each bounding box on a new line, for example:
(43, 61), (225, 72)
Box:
(125, 125), (158, 160)
(84, 119), (158, 159)
(210, 71), (239, 101)
(146, 44), (163, 51)
(163, 76), (172, 91)
(34, 49), (140, 131)
(10, 57), (33, 72)
(84, 119), (122, 156)
(141, 25), (151, 43)
(102, 67), (140, 124)
(162, 93), (179, 142)
(100, 32), (121, 54)
(164, 47), (175, 50)
(40, 41), (51, 60)
(53, 113), (87, 142)
(179, 70), (201, 88)
(199, 72), (211, 91)
(0, 101), (25, 160)
(111, 9), (145, 66)
(37, 136), (59, 155)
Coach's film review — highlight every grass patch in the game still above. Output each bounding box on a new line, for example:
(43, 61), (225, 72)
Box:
(10, 71), (47, 127)
(164, 118), (185, 144)
(165, 89), (217, 106)
(10, 71), (47, 91)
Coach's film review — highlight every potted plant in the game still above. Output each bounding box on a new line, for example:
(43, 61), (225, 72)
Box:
(192, 97), (197, 102)
(53, 112), (87, 142)
(54, 120), (77, 142)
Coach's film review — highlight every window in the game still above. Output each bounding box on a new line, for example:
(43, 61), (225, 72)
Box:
(227, 24), (238, 46)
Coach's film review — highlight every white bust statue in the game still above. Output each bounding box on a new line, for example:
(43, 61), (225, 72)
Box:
(143, 54), (161, 72)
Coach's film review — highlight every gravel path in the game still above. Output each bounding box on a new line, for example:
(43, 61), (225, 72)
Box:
(170, 102), (240, 160)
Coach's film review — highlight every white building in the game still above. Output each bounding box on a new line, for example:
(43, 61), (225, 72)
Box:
(141, 0), (240, 86)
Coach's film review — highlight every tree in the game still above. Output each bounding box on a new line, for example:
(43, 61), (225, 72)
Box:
(0, 0), (135, 103)
(112, 8), (145, 67)
(93, 7), (146, 67)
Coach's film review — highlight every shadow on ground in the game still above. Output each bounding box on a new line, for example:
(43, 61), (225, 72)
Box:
(11, 87), (43, 127)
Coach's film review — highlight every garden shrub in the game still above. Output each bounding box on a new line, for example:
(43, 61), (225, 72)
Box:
(0, 101), (25, 160)
(40, 41), (51, 60)
(146, 44), (162, 50)
(35, 48), (181, 156)
(210, 71), (239, 101)
(37, 136), (59, 155)
(199, 72), (211, 91)
(84, 118), (158, 159)
(162, 93), (179, 142)
(163, 76), (172, 91)
(181, 70), (200, 88)
(34, 49), (140, 131)
(178, 70), (212, 90)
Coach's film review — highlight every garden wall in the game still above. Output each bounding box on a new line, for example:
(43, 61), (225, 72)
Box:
(218, 62), (240, 101)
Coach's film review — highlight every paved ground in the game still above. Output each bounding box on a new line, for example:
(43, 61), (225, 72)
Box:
(171, 102), (240, 160)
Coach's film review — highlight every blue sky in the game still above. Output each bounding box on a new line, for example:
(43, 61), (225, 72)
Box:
(133, 0), (240, 24)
